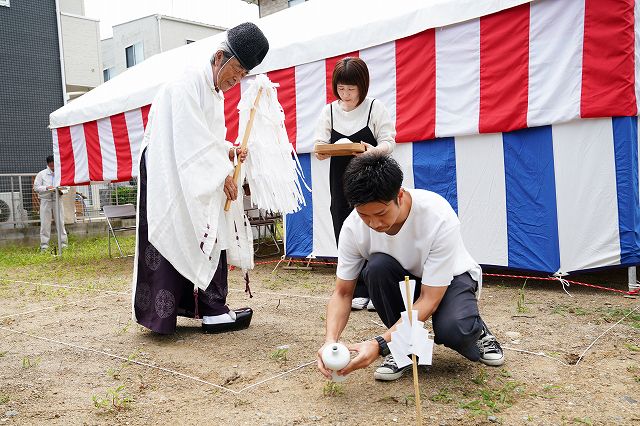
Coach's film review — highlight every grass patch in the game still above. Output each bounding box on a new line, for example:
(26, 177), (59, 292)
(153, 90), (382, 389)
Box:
(624, 343), (640, 352)
(0, 235), (134, 295)
(597, 307), (640, 329)
(0, 392), (9, 404)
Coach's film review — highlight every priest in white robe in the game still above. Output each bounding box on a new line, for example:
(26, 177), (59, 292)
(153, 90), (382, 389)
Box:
(132, 23), (269, 335)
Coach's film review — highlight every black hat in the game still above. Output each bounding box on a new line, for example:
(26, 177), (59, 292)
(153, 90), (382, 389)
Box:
(226, 22), (269, 71)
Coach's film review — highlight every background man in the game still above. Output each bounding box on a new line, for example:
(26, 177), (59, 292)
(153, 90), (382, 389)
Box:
(33, 155), (68, 252)
(317, 154), (504, 382)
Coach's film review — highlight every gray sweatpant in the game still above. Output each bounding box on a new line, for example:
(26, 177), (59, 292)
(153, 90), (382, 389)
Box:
(360, 252), (484, 361)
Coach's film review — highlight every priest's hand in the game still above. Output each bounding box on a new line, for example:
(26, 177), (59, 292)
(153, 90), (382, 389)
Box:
(224, 175), (238, 201)
(228, 147), (248, 163)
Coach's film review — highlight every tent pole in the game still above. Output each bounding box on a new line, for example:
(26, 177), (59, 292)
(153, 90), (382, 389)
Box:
(629, 267), (638, 293)
(54, 190), (63, 256)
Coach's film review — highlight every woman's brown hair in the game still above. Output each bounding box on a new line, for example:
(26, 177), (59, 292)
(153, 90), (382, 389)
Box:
(332, 57), (369, 106)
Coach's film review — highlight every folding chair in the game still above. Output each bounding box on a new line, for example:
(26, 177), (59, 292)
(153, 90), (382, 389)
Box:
(103, 204), (136, 258)
(243, 196), (281, 257)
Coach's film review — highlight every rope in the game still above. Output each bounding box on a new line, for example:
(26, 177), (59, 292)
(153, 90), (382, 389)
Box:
(0, 325), (316, 395)
(575, 304), (640, 366)
(0, 278), (130, 295)
(484, 272), (638, 296)
(0, 293), (119, 320)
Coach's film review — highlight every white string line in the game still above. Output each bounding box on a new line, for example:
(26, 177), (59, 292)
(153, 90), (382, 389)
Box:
(229, 287), (330, 301)
(236, 360), (316, 393)
(0, 278), (129, 295)
(0, 325), (238, 394)
(0, 293), (119, 320)
(0, 324), (317, 395)
(575, 304), (640, 366)
(503, 347), (571, 367)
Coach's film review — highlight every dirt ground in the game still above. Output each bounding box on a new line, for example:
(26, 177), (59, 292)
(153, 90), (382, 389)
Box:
(0, 253), (639, 425)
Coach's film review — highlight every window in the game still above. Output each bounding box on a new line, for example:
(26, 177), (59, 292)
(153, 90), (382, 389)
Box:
(125, 42), (144, 68)
(0, 0), (9, 7)
(185, 39), (195, 44)
(103, 68), (113, 82)
(288, 0), (305, 6)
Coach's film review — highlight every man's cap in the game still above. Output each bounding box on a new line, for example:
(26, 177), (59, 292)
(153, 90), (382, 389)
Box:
(226, 22), (269, 71)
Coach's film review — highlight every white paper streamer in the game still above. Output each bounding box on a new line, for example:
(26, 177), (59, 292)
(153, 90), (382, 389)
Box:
(237, 75), (308, 214)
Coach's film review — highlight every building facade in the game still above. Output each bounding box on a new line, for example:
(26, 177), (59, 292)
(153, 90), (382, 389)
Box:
(102, 15), (226, 80)
(0, 0), (64, 175)
(59, 0), (102, 100)
(244, 0), (306, 18)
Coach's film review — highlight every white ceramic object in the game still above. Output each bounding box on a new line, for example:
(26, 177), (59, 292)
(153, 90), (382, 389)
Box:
(321, 343), (351, 382)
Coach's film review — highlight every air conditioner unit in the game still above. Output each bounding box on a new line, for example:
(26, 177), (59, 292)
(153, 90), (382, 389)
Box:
(0, 192), (23, 224)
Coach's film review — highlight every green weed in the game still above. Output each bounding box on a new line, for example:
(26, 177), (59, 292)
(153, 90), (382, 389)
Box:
(21, 356), (41, 368)
(322, 381), (344, 397)
(270, 346), (289, 363)
(92, 385), (134, 411)
(107, 350), (139, 380)
(431, 387), (454, 404)
(516, 283), (529, 314)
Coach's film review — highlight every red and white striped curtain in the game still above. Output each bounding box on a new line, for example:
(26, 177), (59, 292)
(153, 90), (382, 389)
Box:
(52, 0), (640, 186)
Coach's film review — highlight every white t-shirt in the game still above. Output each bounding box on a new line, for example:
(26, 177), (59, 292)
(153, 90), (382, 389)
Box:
(337, 189), (482, 292)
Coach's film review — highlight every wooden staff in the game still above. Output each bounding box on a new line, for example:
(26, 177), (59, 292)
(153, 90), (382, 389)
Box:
(405, 275), (423, 426)
(224, 87), (263, 211)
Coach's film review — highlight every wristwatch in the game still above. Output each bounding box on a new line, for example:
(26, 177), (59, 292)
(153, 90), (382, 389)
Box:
(374, 335), (390, 357)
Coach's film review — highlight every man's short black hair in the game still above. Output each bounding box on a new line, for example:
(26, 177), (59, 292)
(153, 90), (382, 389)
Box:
(343, 153), (403, 207)
(46, 155), (54, 164)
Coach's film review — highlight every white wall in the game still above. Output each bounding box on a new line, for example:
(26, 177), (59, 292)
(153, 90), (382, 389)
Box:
(104, 15), (224, 79)
(59, 0), (84, 15)
(60, 13), (102, 89)
(101, 37), (115, 74)
(110, 15), (160, 77)
(158, 18), (223, 51)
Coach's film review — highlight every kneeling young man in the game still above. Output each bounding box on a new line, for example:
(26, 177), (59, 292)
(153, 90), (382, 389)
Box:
(317, 154), (504, 381)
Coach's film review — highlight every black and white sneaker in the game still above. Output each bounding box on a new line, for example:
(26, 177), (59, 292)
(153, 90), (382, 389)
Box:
(351, 297), (369, 310)
(476, 324), (505, 366)
(374, 354), (411, 381)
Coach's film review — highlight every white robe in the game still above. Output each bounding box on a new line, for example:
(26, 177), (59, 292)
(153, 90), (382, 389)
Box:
(131, 60), (253, 299)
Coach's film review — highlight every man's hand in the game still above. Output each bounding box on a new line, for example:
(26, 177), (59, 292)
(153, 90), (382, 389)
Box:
(229, 147), (248, 163)
(314, 152), (330, 161)
(46, 186), (54, 190)
(224, 175), (238, 201)
(354, 142), (375, 157)
(338, 339), (379, 376)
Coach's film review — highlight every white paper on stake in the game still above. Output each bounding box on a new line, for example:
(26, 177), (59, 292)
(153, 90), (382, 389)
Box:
(388, 279), (434, 368)
(399, 279), (416, 311)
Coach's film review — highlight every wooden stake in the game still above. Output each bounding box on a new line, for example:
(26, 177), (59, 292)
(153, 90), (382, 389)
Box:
(405, 275), (423, 426)
(224, 87), (263, 212)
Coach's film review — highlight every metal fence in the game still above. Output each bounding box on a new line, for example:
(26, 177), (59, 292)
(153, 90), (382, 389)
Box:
(0, 173), (138, 228)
